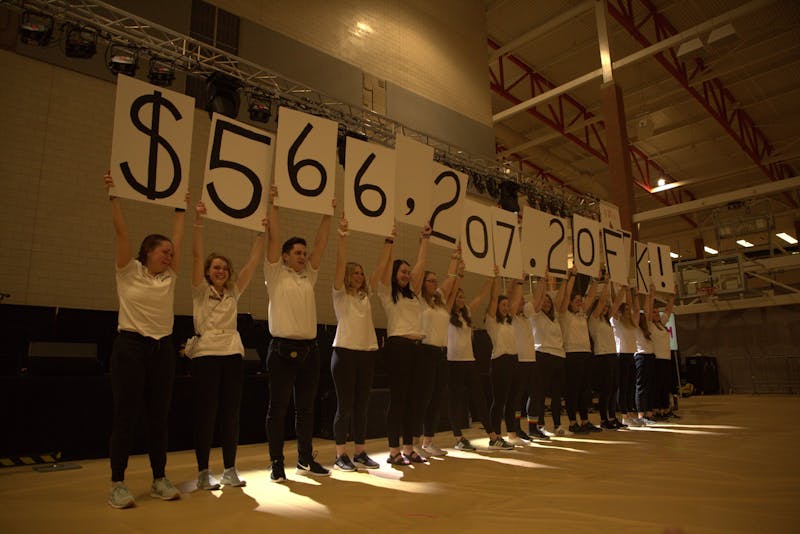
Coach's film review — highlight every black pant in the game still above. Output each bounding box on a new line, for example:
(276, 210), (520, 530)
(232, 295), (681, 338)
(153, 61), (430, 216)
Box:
(384, 337), (423, 448)
(417, 345), (448, 437)
(535, 351), (565, 427)
(489, 354), (518, 435)
(634, 353), (656, 414)
(447, 360), (493, 436)
(191, 354), (243, 471)
(507, 360), (536, 433)
(654, 358), (672, 410)
(265, 338), (319, 462)
(331, 348), (375, 445)
(109, 331), (176, 482)
(592, 354), (619, 421)
(565, 351), (592, 422)
(617, 353), (636, 414)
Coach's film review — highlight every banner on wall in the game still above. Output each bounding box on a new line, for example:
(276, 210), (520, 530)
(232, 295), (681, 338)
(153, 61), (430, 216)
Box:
(109, 74), (195, 208)
(394, 134), (433, 228)
(201, 114), (274, 231)
(343, 136), (396, 237)
(272, 107), (337, 215)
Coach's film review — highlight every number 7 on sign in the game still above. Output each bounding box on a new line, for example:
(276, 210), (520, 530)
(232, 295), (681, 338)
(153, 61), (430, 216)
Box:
(492, 208), (522, 279)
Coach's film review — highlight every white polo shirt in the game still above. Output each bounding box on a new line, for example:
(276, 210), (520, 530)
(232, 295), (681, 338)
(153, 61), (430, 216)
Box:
(634, 319), (655, 355)
(559, 310), (591, 353)
(447, 320), (475, 362)
(610, 316), (638, 354)
(264, 260), (318, 340)
(531, 310), (565, 358)
(116, 260), (176, 340)
(652, 324), (671, 360)
(190, 284), (244, 358)
(513, 306), (536, 362)
(332, 287), (378, 351)
(588, 316), (616, 356)
(377, 282), (423, 338)
(485, 315), (517, 359)
(421, 291), (450, 348)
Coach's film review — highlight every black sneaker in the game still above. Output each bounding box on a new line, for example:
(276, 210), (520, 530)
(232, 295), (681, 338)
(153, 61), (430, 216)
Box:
(611, 419), (628, 429)
(600, 420), (617, 430)
(528, 426), (550, 441)
(568, 423), (583, 434)
(352, 451), (380, 469)
(297, 453), (330, 477)
(583, 422), (603, 433)
(270, 460), (286, 483)
(516, 429), (531, 441)
(334, 454), (356, 472)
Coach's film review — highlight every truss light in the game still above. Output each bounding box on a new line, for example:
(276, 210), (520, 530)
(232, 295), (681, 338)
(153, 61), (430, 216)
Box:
(657, 177), (667, 187)
(704, 246), (718, 255)
(19, 11), (53, 46)
(205, 73), (242, 119)
(776, 232), (798, 245)
(64, 24), (97, 58)
(247, 92), (272, 123)
(107, 44), (138, 76)
(148, 58), (175, 87)
(736, 239), (754, 248)
(670, 252), (680, 259)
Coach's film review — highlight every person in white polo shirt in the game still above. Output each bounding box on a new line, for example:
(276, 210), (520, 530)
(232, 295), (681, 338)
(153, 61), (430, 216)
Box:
(103, 172), (186, 509)
(263, 186), (333, 482)
(329, 215), (385, 472)
(651, 290), (676, 420)
(188, 201), (266, 490)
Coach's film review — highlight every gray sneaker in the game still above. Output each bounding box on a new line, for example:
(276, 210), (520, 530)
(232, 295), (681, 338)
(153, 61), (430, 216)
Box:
(220, 467), (246, 487)
(197, 469), (220, 490)
(488, 437), (514, 450)
(108, 481), (135, 509)
(150, 477), (180, 500)
(454, 437), (476, 451)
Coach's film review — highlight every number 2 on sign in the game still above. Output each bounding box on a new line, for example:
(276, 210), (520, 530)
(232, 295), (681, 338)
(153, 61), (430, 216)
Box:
(429, 170), (461, 245)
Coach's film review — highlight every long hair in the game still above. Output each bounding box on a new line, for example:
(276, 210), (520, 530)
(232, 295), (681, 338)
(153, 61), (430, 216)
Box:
(542, 294), (555, 322)
(137, 234), (171, 265)
(638, 311), (652, 340)
(587, 297), (610, 325)
(421, 270), (445, 308)
(495, 295), (512, 324)
(345, 261), (369, 297)
(391, 259), (415, 303)
(618, 302), (635, 327)
(204, 253), (235, 290)
(451, 291), (472, 328)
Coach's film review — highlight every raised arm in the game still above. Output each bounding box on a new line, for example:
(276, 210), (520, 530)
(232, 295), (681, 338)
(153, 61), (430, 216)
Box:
(409, 223), (432, 294)
(582, 277), (598, 313)
(374, 225), (396, 289)
(531, 275), (548, 313)
(235, 218), (267, 293)
(105, 171), (131, 269)
(556, 268), (575, 313)
(266, 186), (281, 264)
(486, 266), (500, 318)
(644, 284), (655, 318)
(508, 277), (524, 315)
(309, 197), (335, 270)
(334, 215), (349, 291)
(446, 261), (465, 313)
(169, 191), (190, 273)
(191, 201), (207, 287)
(469, 275), (494, 312)
(440, 245), (461, 301)
(661, 289), (676, 321)
(590, 279), (610, 319)
(609, 283), (627, 318)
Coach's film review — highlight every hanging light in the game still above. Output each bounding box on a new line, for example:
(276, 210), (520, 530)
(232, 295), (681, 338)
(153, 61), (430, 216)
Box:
(107, 44), (138, 76)
(247, 90), (272, 123)
(63, 23), (97, 58)
(148, 57), (175, 87)
(19, 11), (53, 46)
(205, 72), (242, 119)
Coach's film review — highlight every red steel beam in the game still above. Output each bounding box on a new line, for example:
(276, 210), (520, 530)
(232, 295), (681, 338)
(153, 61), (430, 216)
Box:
(607, 0), (796, 207)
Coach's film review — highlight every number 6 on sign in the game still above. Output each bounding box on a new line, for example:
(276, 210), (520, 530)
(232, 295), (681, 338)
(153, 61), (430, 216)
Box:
(343, 136), (396, 236)
(273, 107), (337, 215)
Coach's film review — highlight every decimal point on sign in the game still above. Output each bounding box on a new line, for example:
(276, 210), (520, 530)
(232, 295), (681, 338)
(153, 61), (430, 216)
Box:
(529, 258), (536, 268)
(405, 197), (415, 216)
(661, 282), (666, 288)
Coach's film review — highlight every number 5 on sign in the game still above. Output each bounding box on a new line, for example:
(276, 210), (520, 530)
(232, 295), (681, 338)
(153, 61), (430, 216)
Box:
(460, 199), (495, 277)
(343, 136), (396, 236)
(272, 107), (337, 215)
(492, 208), (522, 279)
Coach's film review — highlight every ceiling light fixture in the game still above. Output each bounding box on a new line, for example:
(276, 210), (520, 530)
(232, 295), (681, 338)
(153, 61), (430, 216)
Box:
(704, 246), (718, 255)
(776, 232), (798, 245)
(736, 239), (754, 248)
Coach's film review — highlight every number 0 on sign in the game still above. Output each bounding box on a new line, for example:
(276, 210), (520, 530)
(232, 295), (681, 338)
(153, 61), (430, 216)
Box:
(273, 107), (337, 215)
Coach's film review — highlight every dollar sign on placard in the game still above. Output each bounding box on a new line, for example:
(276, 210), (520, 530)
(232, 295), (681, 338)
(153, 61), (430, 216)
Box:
(120, 91), (183, 200)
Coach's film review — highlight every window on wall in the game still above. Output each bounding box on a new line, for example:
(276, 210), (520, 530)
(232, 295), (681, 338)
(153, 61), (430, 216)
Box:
(186, 0), (240, 108)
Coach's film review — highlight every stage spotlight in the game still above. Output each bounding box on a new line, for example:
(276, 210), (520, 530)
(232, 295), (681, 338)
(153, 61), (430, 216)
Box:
(19, 11), (53, 46)
(247, 92), (272, 123)
(486, 179), (500, 200)
(470, 173), (486, 194)
(499, 181), (520, 212)
(63, 24), (97, 58)
(148, 57), (175, 87)
(205, 73), (242, 119)
(107, 44), (138, 76)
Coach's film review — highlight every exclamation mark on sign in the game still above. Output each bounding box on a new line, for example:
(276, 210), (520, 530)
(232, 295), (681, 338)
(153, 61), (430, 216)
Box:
(657, 247), (666, 289)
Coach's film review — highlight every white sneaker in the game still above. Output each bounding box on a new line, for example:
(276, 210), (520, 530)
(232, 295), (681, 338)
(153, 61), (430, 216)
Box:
(413, 445), (428, 458)
(108, 481), (135, 509)
(640, 417), (658, 426)
(197, 469), (220, 490)
(626, 417), (645, 427)
(554, 425), (573, 437)
(150, 477), (180, 500)
(421, 443), (447, 457)
(220, 467), (246, 487)
(506, 435), (524, 445)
